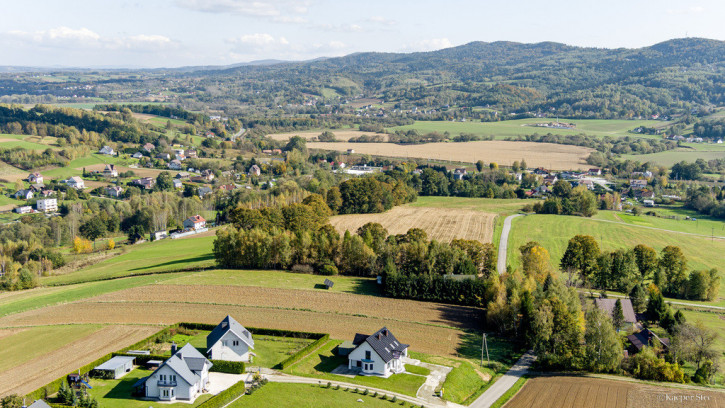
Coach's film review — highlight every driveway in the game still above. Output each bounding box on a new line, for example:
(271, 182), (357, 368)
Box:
(206, 372), (245, 395)
(497, 214), (524, 274)
(469, 351), (536, 408)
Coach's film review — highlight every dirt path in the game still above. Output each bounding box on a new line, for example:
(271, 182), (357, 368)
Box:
(497, 214), (524, 274)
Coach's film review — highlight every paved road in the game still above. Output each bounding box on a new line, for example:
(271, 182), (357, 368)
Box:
(497, 214), (524, 274)
(469, 351), (536, 408)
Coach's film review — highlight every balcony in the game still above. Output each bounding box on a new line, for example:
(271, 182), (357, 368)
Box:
(157, 380), (177, 387)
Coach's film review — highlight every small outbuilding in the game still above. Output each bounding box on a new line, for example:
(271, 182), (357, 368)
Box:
(93, 356), (135, 379)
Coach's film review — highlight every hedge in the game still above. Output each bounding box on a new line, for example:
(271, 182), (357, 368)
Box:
(178, 322), (328, 340)
(209, 359), (246, 374)
(278, 333), (330, 369)
(196, 379), (247, 408)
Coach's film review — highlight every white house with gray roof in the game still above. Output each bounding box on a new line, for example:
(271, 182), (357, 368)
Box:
(26, 400), (52, 408)
(135, 343), (212, 402)
(347, 327), (408, 377)
(207, 315), (255, 362)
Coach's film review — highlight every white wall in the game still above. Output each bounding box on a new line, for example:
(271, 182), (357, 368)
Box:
(209, 332), (251, 362)
(348, 342), (388, 376)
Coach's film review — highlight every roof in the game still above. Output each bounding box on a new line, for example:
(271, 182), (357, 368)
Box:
(594, 298), (637, 324)
(132, 376), (149, 388)
(186, 215), (206, 223)
(68, 176), (83, 183)
(27, 400), (52, 408)
(95, 356), (135, 371)
(627, 329), (669, 351)
(207, 315), (255, 350)
(353, 327), (408, 363)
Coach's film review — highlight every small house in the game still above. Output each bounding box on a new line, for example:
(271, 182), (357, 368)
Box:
(27, 400), (52, 408)
(99, 146), (115, 155)
(186, 150), (198, 159)
(133, 177), (156, 190)
(14, 189), (33, 200)
(93, 356), (135, 379)
(627, 329), (670, 356)
(143, 143), (156, 152)
(154, 230), (168, 240)
(66, 176), (85, 189)
(103, 164), (118, 177)
(173, 179), (183, 189)
(201, 169), (214, 181)
(630, 179), (647, 190)
(156, 153), (171, 161)
(106, 186), (124, 198)
(134, 343), (212, 402)
(183, 215), (206, 230)
(15, 206), (32, 214)
(132, 152), (144, 159)
(168, 160), (183, 170)
(27, 172), (43, 184)
(453, 168), (467, 180)
(198, 186), (212, 198)
(248, 165), (261, 177)
(588, 168), (601, 176)
(594, 298), (637, 327)
(643, 199), (655, 207)
(207, 315), (255, 362)
(36, 198), (58, 213)
(347, 327), (408, 377)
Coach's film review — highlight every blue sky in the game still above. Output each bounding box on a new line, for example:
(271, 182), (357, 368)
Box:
(0, 0), (723, 68)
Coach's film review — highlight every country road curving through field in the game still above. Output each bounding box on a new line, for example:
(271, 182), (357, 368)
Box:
(497, 214), (524, 274)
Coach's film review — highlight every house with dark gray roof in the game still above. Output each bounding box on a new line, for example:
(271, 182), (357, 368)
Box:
(207, 315), (255, 362)
(594, 298), (637, 326)
(135, 343), (212, 402)
(347, 327), (408, 377)
(627, 328), (670, 356)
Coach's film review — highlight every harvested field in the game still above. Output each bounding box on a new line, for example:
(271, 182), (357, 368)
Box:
(0, 301), (471, 359)
(79, 284), (481, 331)
(330, 205), (496, 243)
(308, 141), (594, 170)
(267, 129), (389, 142)
(505, 376), (725, 408)
(0, 324), (160, 396)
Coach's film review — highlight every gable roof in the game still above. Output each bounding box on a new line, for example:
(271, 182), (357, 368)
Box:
(353, 327), (408, 363)
(627, 329), (669, 351)
(594, 298), (637, 324)
(207, 315), (255, 350)
(186, 215), (206, 223)
(28, 400), (52, 408)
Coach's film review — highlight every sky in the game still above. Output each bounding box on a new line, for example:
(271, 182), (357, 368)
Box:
(0, 0), (723, 68)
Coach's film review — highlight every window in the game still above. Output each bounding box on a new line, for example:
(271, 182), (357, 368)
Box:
(233, 340), (239, 346)
(171, 375), (176, 382)
(171, 389), (174, 397)
(365, 351), (371, 360)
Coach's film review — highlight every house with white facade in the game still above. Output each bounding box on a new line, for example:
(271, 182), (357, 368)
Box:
(99, 146), (115, 155)
(134, 343), (212, 402)
(103, 164), (118, 177)
(15, 206), (32, 214)
(14, 189), (34, 200)
(106, 186), (124, 198)
(173, 179), (183, 189)
(27, 172), (43, 184)
(183, 215), (206, 230)
(66, 176), (85, 189)
(347, 327), (408, 377)
(36, 198), (58, 213)
(132, 152), (144, 159)
(206, 315), (255, 362)
(168, 160), (183, 170)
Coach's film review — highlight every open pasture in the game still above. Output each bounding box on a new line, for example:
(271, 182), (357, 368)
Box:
(308, 140), (594, 170)
(329, 205), (496, 243)
(0, 324), (160, 396)
(267, 129), (389, 142)
(505, 375), (724, 408)
(390, 119), (668, 139)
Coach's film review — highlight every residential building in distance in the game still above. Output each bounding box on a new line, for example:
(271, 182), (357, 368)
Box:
(103, 164), (118, 177)
(36, 198), (58, 213)
(15, 205), (32, 214)
(66, 176), (85, 189)
(27, 172), (43, 184)
(99, 145), (115, 155)
(14, 189), (33, 200)
(106, 186), (124, 198)
(183, 215), (206, 230)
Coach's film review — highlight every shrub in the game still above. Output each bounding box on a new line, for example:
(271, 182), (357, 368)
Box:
(291, 264), (314, 274)
(319, 264), (339, 276)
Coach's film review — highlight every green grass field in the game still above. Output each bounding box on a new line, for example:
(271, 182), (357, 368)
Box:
(147, 116), (189, 127)
(0, 140), (55, 151)
(285, 339), (426, 397)
(621, 149), (725, 167)
(408, 351), (493, 405)
(390, 119), (667, 140)
(163, 269), (379, 296)
(0, 324), (103, 372)
(507, 213), (725, 303)
(87, 368), (213, 408)
(41, 235), (215, 285)
(678, 310), (725, 355)
(228, 382), (413, 408)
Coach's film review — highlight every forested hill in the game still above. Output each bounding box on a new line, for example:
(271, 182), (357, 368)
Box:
(202, 38), (725, 118)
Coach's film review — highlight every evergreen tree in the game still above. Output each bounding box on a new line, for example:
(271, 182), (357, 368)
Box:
(612, 299), (625, 329)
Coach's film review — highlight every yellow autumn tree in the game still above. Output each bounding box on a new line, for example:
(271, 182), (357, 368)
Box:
(519, 241), (553, 283)
(106, 238), (115, 250)
(73, 237), (92, 254)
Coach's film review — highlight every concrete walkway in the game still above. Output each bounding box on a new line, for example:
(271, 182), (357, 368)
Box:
(469, 351), (536, 408)
(404, 357), (456, 406)
(497, 214), (524, 274)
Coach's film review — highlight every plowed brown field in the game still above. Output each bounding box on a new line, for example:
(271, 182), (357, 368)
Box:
(330, 206), (496, 243)
(505, 376), (725, 408)
(0, 324), (159, 396)
(308, 140), (594, 170)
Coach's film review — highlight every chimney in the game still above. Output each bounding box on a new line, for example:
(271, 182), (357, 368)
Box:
(171, 342), (177, 355)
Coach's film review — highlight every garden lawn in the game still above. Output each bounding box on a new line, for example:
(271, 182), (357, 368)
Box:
(409, 350), (494, 405)
(227, 382), (412, 408)
(41, 235), (215, 285)
(0, 324), (102, 372)
(285, 340), (426, 397)
(88, 368), (212, 408)
(163, 269), (379, 296)
(678, 309), (725, 355)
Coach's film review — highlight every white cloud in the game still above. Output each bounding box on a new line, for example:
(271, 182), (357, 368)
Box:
(314, 23), (364, 33)
(2, 27), (175, 52)
(367, 16), (396, 26)
(403, 38), (453, 52)
(666, 6), (705, 15)
(230, 33), (289, 46)
(176, 0), (310, 18)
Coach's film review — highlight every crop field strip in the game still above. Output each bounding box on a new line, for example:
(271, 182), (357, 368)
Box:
(329, 205), (496, 243)
(267, 129), (390, 142)
(505, 376), (724, 408)
(307, 140), (594, 170)
(0, 324), (160, 396)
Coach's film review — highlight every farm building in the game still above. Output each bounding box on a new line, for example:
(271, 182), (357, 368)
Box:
(154, 230), (168, 240)
(134, 343), (212, 402)
(93, 356), (135, 379)
(207, 315), (255, 362)
(347, 327), (408, 377)
(183, 215), (206, 230)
